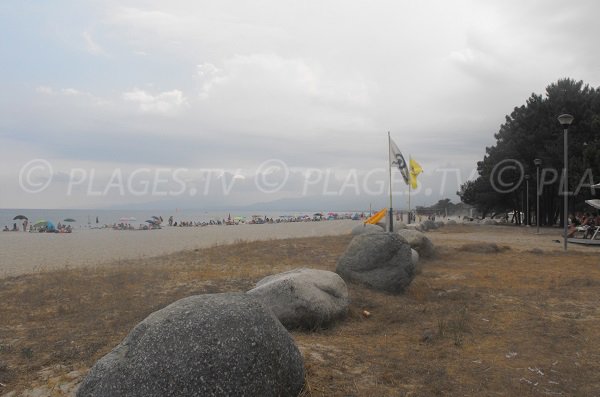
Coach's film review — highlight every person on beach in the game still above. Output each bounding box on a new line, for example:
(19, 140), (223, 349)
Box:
(22, 219), (28, 231)
(3, 226), (9, 232)
(567, 213), (581, 238)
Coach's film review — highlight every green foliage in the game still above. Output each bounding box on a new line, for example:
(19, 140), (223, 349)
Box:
(459, 78), (600, 224)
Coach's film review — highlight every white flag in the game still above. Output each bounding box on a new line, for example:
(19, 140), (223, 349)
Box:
(389, 138), (410, 185)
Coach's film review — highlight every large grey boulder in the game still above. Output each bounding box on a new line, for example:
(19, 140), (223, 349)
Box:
(77, 293), (304, 397)
(351, 223), (384, 235)
(396, 229), (435, 258)
(248, 268), (348, 330)
(336, 232), (415, 294)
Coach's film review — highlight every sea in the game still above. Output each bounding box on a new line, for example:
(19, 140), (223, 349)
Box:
(0, 208), (364, 229)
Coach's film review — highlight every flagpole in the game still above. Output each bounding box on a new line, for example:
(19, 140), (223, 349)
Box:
(408, 155), (411, 223)
(388, 131), (394, 232)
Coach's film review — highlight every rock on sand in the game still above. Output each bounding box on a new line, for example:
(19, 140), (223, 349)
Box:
(420, 220), (438, 231)
(248, 268), (349, 330)
(336, 232), (415, 294)
(77, 293), (304, 397)
(351, 223), (384, 235)
(396, 229), (435, 258)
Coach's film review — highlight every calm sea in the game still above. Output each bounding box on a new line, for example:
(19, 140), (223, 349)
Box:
(0, 208), (362, 229)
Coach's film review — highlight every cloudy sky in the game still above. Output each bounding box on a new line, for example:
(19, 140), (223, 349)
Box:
(1, 0), (599, 210)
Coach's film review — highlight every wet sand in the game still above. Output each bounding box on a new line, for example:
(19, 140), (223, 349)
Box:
(0, 220), (359, 277)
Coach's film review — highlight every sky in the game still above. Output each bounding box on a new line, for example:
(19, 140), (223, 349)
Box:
(1, 0), (599, 210)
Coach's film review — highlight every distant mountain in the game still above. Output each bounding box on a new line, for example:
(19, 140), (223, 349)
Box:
(232, 195), (387, 212)
(101, 192), (439, 212)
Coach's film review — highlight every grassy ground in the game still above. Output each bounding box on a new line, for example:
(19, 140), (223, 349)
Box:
(1, 226), (600, 396)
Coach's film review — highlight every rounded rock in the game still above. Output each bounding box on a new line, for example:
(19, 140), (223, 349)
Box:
(396, 229), (435, 259)
(336, 232), (415, 294)
(351, 223), (384, 235)
(248, 268), (349, 330)
(77, 293), (305, 397)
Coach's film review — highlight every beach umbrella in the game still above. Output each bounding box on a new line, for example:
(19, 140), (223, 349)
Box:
(13, 215), (28, 220)
(33, 220), (48, 227)
(145, 219), (157, 224)
(152, 216), (160, 220)
(63, 218), (76, 222)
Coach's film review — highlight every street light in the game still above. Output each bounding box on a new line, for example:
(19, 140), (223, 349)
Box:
(558, 113), (574, 251)
(524, 174), (530, 226)
(534, 158), (542, 234)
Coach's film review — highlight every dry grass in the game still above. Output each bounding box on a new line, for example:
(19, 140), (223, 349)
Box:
(1, 227), (600, 396)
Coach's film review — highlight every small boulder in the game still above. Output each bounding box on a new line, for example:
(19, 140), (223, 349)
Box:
(247, 268), (349, 330)
(77, 293), (304, 397)
(378, 220), (408, 232)
(389, 222), (408, 232)
(336, 232), (415, 294)
(396, 229), (435, 258)
(406, 224), (424, 232)
(351, 223), (384, 235)
(421, 220), (438, 231)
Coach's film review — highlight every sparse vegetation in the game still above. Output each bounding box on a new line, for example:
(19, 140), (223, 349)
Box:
(1, 228), (600, 396)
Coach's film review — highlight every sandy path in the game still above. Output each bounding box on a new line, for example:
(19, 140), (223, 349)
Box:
(0, 220), (360, 277)
(429, 223), (598, 252)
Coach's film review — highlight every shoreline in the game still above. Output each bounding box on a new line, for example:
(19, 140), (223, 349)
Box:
(0, 220), (360, 277)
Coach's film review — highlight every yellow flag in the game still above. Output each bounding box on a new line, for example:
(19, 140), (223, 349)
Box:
(409, 158), (423, 189)
(364, 208), (387, 225)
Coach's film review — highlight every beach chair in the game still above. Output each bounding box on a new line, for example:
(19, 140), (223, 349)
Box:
(589, 226), (600, 240)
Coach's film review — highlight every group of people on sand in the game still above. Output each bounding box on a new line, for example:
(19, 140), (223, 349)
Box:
(3, 222), (72, 233)
(568, 212), (600, 238)
(3, 220), (28, 232)
(3, 222), (22, 232)
(111, 223), (161, 231)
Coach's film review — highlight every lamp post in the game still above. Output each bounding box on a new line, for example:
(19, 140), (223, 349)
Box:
(524, 174), (530, 226)
(534, 158), (542, 234)
(558, 114), (574, 251)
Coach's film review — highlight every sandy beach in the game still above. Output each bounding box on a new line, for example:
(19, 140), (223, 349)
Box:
(0, 220), (359, 277)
